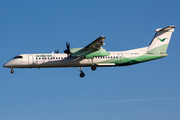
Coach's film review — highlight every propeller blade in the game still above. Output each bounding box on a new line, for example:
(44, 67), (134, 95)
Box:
(55, 49), (59, 53)
(64, 42), (70, 55)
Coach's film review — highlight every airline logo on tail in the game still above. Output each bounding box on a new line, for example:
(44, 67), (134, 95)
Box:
(158, 38), (167, 42)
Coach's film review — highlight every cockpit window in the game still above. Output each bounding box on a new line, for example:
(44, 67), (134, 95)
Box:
(13, 56), (23, 59)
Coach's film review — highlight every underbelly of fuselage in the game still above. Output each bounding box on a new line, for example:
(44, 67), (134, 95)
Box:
(11, 59), (98, 68)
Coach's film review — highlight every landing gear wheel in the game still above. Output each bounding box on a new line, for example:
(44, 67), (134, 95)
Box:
(91, 66), (96, 71)
(77, 67), (85, 78)
(80, 72), (85, 78)
(11, 70), (14, 74)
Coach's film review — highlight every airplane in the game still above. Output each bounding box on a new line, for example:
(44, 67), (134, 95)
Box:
(3, 26), (176, 78)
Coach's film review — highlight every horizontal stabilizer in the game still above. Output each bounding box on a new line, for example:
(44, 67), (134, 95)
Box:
(155, 26), (176, 32)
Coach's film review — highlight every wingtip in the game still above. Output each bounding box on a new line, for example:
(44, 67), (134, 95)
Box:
(100, 36), (106, 38)
(168, 25), (177, 28)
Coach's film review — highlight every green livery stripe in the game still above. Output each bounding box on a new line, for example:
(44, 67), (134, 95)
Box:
(97, 53), (168, 66)
(70, 48), (110, 59)
(147, 44), (169, 54)
(96, 43), (169, 66)
(118, 54), (167, 66)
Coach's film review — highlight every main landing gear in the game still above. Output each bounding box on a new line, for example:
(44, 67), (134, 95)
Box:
(77, 67), (85, 78)
(77, 66), (97, 78)
(80, 72), (85, 78)
(90, 58), (97, 71)
(91, 66), (96, 71)
(10, 68), (14, 74)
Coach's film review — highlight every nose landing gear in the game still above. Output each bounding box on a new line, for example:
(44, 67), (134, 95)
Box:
(10, 68), (14, 74)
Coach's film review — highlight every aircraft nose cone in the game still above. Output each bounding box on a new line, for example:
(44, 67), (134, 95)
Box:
(3, 63), (8, 67)
(3, 62), (11, 68)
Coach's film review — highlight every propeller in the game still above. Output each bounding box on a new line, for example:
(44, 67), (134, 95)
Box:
(64, 42), (71, 55)
(55, 49), (59, 53)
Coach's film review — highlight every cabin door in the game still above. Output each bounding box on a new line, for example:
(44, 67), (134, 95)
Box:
(28, 55), (33, 65)
(118, 54), (123, 63)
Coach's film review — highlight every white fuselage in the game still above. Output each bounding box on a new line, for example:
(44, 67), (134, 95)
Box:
(4, 53), (119, 68)
(3, 26), (175, 77)
(3, 47), (148, 68)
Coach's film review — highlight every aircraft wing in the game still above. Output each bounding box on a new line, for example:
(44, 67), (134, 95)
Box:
(84, 36), (106, 50)
(70, 36), (110, 59)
